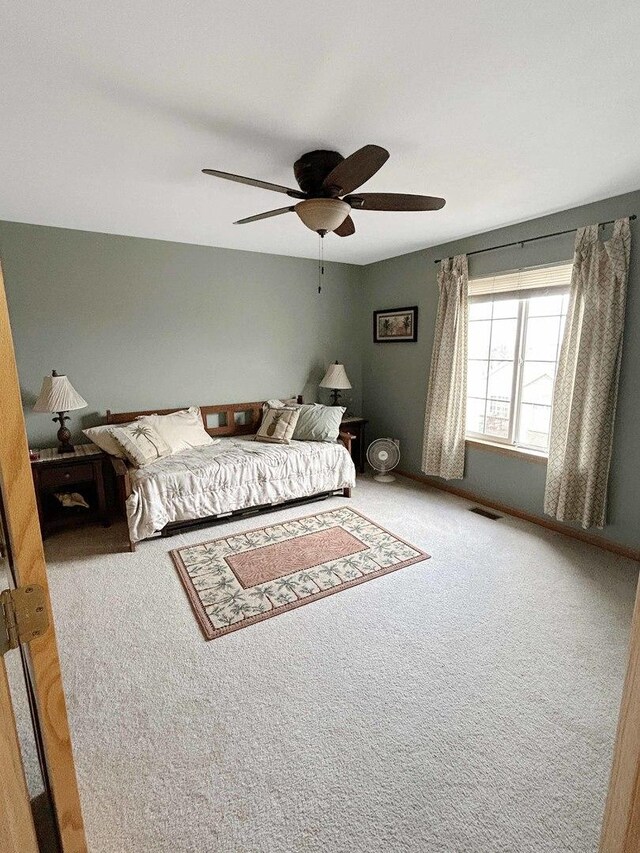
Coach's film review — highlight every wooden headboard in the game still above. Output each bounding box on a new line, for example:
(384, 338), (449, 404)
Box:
(105, 396), (303, 439)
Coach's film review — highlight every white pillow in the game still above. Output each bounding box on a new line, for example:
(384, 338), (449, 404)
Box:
(109, 423), (171, 467)
(137, 407), (214, 454)
(83, 424), (129, 458)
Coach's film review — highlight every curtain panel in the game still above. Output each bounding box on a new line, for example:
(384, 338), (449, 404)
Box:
(421, 255), (468, 480)
(544, 218), (631, 529)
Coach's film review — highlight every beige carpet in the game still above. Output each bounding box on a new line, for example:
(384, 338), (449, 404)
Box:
(30, 475), (639, 852)
(170, 506), (429, 640)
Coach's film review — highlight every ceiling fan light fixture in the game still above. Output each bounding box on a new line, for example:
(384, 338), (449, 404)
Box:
(294, 198), (350, 234)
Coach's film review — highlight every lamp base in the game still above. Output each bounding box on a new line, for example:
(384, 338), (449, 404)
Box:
(329, 389), (342, 406)
(57, 431), (74, 454)
(54, 412), (74, 453)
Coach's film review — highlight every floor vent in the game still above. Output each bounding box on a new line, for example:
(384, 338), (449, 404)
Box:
(469, 506), (502, 521)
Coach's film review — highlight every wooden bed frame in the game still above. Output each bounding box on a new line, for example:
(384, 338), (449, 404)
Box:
(104, 399), (353, 551)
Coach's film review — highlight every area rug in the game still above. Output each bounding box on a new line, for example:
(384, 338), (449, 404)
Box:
(170, 506), (430, 640)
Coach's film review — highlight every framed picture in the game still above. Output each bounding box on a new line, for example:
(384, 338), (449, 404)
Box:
(373, 306), (418, 343)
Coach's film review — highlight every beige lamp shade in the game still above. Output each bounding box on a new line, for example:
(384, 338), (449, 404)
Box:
(320, 362), (352, 390)
(294, 199), (350, 234)
(33, 372), (87, 413)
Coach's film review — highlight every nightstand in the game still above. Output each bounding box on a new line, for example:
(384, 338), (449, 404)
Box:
(30, 444), (110, 537)
(340, 416), (368, 473)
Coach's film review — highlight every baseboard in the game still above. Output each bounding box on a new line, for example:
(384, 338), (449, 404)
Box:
(396, 469), (640, 563)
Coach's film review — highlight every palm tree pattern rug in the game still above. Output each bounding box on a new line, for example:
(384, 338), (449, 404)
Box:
(170, 506), (430, 640)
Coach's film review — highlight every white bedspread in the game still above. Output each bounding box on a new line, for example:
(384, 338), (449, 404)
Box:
(126, 436), (356, 543)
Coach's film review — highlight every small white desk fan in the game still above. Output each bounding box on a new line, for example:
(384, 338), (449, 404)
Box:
(366, 438), (400, 482)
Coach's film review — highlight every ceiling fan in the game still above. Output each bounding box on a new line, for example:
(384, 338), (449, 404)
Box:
(202, 145), (445, 238)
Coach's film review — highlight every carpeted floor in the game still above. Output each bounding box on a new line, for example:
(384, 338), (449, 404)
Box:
(40, 475), (637, 852)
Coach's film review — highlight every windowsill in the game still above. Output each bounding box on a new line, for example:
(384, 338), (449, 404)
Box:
(465, 437), (548, 464)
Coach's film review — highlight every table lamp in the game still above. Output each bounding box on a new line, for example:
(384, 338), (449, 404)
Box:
(319, 361), (352, 406)
(33, 370), (87, 453)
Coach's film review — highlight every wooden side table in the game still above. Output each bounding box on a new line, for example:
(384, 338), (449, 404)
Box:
(30, 444), (110, 537)
(340, 416), (368, 474)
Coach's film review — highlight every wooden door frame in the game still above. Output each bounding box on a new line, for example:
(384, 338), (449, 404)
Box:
(0, 262), (87, 851)
(0, 656), (39, 853)
(600, 576), (640, 851)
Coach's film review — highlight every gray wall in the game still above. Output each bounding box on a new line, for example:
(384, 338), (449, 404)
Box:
(361, 190), (640, 550)
(0, 222), (364, 445)
(3, 190), (638, 550)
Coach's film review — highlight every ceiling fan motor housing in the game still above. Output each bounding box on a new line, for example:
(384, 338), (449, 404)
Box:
(293, 150), (344, 195)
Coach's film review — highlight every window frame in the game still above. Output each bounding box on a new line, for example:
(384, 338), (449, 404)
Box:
(466, 285), (569, 455)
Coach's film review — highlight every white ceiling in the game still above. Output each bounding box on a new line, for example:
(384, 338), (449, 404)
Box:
(3, 1), (639, 265)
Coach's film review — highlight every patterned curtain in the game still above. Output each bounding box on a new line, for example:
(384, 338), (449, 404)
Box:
(421, 255), (468, 480)
(544, 218), (631, 528)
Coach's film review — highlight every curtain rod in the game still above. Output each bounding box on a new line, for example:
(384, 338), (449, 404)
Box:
(433, 215), (636, 264)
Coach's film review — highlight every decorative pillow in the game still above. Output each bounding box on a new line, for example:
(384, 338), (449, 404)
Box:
(83, 424), (130, 458)
(136, 407), (214, 454)
(255, 407), (300, 444)
(262, 398), (299, 418)
(109, 423), (171, 467)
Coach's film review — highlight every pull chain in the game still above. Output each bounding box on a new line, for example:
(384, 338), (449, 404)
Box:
(318, 234), (325, 294)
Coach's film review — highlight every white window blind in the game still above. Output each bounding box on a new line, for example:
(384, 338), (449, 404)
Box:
(469, 262), (573, 301)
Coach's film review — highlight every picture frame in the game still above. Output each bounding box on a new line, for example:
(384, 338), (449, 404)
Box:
(373, 306), (418, 343)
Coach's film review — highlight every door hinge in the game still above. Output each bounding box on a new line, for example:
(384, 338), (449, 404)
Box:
(0, 585), (49, 657)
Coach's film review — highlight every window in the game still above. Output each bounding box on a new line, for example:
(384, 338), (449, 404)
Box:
(466, 263), (572, 454)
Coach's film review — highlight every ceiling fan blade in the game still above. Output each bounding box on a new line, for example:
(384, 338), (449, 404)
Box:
(344, 193), (446, 211)
(203, 169), (306, 200)
(334, 216), (355, 237)
(234, 206), (294, 225)
(322, 145), (389, 195)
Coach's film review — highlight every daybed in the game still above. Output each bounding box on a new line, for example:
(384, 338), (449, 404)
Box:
(104, 400), (356, 550)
